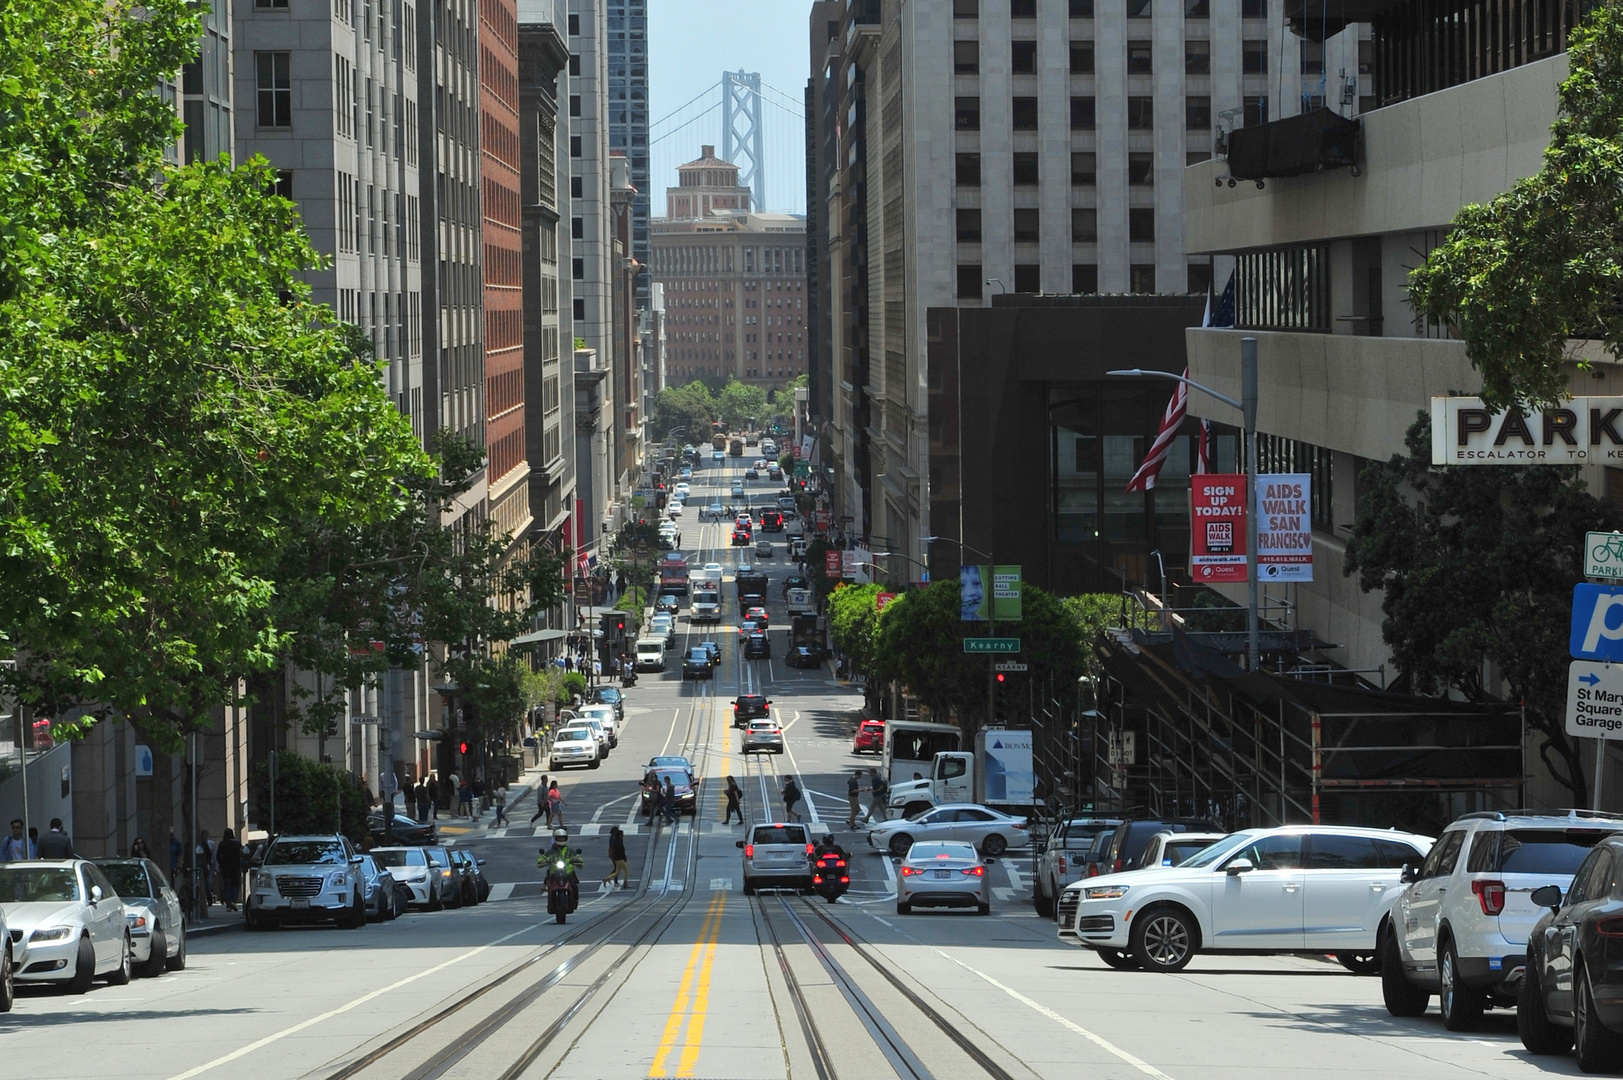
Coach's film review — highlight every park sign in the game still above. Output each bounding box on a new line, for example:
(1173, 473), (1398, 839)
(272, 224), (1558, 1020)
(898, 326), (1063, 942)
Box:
(1431, 395), (1623, 465)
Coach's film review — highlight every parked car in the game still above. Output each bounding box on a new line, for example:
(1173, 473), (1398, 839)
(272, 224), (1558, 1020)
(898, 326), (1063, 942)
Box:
(424, 846), (465, 909)
(1058, 825), (1433, 973)
(449, 849), (489, 905)
(1032, 817), (1124, 919)
(742, 718), (785, 754)
(867, 803), (1031, 858)
(0, 860), (131, 993)
(787, 645), (822, 669)
(371, 847), (444, 909)
(550, 725), (600, 770)
(366, 810), (438, 846)
(578, 704), (619, 748)
(1098, 818), (1222, 877)
(738, 822), (814, 894)
(853, 719), (886, 754)
(246, 835), (367, 930)
(355, 854), (405, 921)
(1384, 810), (1623, 1028)
(590, 685), (625, 721)
(1135, 831), (1229, 871)
(641, 769), (698, 817)
(94, 857), (186, 977)
(897, 840), (994, 916)
(1518, 832), (1623, 1069)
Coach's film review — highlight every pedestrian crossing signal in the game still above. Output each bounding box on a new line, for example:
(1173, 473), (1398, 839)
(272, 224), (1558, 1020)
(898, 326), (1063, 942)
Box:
(459, 741), (468, 754)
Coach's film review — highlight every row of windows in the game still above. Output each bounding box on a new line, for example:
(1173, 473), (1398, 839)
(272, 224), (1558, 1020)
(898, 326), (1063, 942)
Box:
(958, 146), (1217, 188)
(489, 427), (525, 484)
(485, 308), (522, 352)
(952, 0), (1270, 19)
(957, 206), (1154, 244)
(956, 95), (1212, 132)
(952, 38), (1268, 75)
(957, 262), (1213, 296)
(484, 243), (521, 287)
(486, 365), (523, 418)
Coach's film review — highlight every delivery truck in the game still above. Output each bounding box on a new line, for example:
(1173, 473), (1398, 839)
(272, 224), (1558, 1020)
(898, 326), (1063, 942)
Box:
(886, 728), (1036, 816)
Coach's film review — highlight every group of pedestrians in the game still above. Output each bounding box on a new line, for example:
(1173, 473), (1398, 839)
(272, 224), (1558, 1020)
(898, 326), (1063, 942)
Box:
(642, 774), (682, 825)
(846, 768), (889, 829)
(528, 777), (568, 829)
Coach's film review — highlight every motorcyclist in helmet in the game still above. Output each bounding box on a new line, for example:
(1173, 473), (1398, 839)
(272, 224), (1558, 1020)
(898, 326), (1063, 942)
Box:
(814, 833), (850, 860)
(539, 827), (585, 908)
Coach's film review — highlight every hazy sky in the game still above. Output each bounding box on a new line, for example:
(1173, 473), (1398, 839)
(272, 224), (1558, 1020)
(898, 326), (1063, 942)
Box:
(647, 0), (813, 216)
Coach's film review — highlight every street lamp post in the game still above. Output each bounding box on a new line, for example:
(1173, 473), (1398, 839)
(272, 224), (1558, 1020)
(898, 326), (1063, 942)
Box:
(1107, 336), (1261, 671)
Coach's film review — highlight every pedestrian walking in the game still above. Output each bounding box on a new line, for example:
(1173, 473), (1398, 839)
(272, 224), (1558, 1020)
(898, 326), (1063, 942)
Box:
(194, 830), (216, 906)
(426, 774), (441, 820)
(603, 826), (629, 890)
(546, 782), (566, 828)
(415, 780), (430, 822)
(216, 829), (242, 912)
(846, 770), (863, 830)
(781, 776), (803, 823)
(1, 819), (34, 862)
(493, 786), (510, 827)
(723, 776), (744, 824)
(457, 776), (473, 818)
(168, 827), (183, 880)
(36, 817), (75, 859)
(530, 774), (552, 825)
(644, 778), (664, 825)
(663, 776), (680, 824)
(866, 768), (889, 824)
(564, 654), (575, 673)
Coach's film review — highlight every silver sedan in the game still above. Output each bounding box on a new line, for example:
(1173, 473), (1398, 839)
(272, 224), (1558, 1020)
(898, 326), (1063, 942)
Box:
(94, 857), (185, 977)
(896, 840), (992, 916)
(867, 802), (1032, 858)
(741, 718), (784, 754)
(0, 861), (132, 992)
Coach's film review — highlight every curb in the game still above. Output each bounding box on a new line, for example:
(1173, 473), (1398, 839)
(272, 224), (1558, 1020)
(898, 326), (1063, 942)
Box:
(186, 920), (243, 938)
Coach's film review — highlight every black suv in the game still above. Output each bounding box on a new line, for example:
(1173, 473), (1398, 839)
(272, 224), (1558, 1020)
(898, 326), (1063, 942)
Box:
(682, 648), (713, 680)
(744, 632), (771, 659)
(1098, 818), (1220, 876)
(589, 685), (624, 721)
(732, 694), (770, 728)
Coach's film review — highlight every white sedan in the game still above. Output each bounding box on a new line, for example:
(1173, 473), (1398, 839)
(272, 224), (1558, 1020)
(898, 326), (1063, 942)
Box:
(1057, 824), (1433, 973)
(867, 803), (1031, 858)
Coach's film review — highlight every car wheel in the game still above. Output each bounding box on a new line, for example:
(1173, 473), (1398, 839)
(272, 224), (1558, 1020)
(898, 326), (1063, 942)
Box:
(1519, 946), (1573, 1055)
(1439, 937), (1485, 1031)
(448, 884), (464, 909)
(1032, 881), (1055, 919)
(141, 927), (168, 978)
(981, 834), (1007, 857)
(64, 936), (95, 994)
(1576, 959), (1623, 1073)
(896, 901), (912, 915)
(1096, 948), (1141, 971)
(742, 879), (756, 896)
(976, 901), (991, 916)
(428, 887), (444, 913)
(106, 933), (132, 985)
(589, 759), (601, 770)
(167, 924), (187, 971)
(1379, 926), (1429, 1016)
(1335, 952), (1380, 975)
(887, 833), (914, 858)
(0, 944), (11, 1013)
(1129, 905), (1196, 973)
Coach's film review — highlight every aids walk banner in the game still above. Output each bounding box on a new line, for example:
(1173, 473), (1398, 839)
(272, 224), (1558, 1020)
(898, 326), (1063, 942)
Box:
(1190, 474), (1247, 582)
(1257, 473), (1314, 581)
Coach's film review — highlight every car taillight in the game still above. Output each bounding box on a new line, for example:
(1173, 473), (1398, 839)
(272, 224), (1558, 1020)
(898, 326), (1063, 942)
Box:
(1472, 879), (1507, 916)
(900, 866), (922, 877)
(962, 866), (986, 877)
(1087, 863), (1100, 877)
(1598, 916), (1623, 938)
(805, 843), (816, 856)
(1113, 858), (1124, 873)
(745, 844), (754, 858)
(1057, 856), (1068, 873)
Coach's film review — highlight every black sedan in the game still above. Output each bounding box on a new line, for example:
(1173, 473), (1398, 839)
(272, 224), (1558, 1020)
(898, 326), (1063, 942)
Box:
(1521, 834), (1623, 1069)
(744, 632), (771, 659)
(682, 647), (713, 679)
(368, 810), (438, 846)
(640, 769), (698, 817)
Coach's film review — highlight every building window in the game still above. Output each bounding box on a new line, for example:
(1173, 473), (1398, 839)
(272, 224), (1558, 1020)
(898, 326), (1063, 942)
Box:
(1070, 96), (1095, 130)
(1235, 244), (1332, 331)
(1014, 264), (1041, 292)
(1187, 149), (1212, 165)
(569, 94), (581, 117)
(1242, 0), (1267, 14)
(1070, 0), (1093, 14)
(569, 54), (580, 76)
(1073, 263), (1098, 293)
(956, 152), (982, 186)
(1129, 208), (1155, 241)
(271, 171), (293, 199)
(1012, 96), (1038, 130)
(256, 0), (289, 8)
(1358, 38), (1373, 74)
(570, 135), (582, 157)
(954, 40), (980, 73)
(1012, 0), (1037, 15)
(1012, 152), (1039, 185)
(1243, 40), (1267, 74)
(1012, 41), (1037, 73)
(573, 297), (585, 320)
(1186, 95), (1211, 131)
(1013, 208), (1040, 242)
(954, 0), (978, 15)
(1185, 40), (1210, 74)
(1071, 207), (1097, 242)
(957, 208), (983, 242)
(1127, 0), (1150, 16)
(955, 96), (981, 130)
(1244, 95), (1267, 125)
(1127, 40), (1152, 74)
(1127, 152), (1154, 185)
(571, 176), (583, 198)
(957, 264), (983, 300)
(571, 217), (583, 239)
(1185, 0), (1209, 16)
(1071, 151), (1096, 185)
(1130, 264), (1156, 293)
(1127, 96), (1154, 129)
(1070, 42), (1094, 73)
(1188, 262), (1213, 296)
(255, 52), (292, 128)
(1301, 39), (1324, 74)
(572, 257), (584, 280)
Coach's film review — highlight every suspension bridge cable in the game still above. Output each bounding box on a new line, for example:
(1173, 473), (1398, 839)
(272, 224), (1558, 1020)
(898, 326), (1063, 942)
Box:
(649, 80), (723, 132)
(647, 100), (723, 147)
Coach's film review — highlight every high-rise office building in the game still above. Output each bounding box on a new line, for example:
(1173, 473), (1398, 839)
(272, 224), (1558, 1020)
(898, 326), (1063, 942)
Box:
(606, 0), (649, 310)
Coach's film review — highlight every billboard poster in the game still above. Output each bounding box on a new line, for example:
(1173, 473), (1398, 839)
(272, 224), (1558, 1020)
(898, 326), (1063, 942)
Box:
(960, 565), (989, 620)
(1257, 473), (1314, 582)
(992, 565), (1022, 620)
(1190, 474), (1247, 583)
(876, 591), (897, 611)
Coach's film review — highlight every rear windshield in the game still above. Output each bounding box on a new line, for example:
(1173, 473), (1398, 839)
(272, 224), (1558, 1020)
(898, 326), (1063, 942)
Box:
(373, 849), (427, 868)
(909, 843), (975, 860)
(98, 863), (153, 898)
(1489, 829), (1613, 875)
(267, 840), (346, 865)
(753, 826), (807, 845)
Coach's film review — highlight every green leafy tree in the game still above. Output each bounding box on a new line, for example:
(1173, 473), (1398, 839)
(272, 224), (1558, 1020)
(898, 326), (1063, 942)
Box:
(650, 381), (715, 442)
(828, 584), (883, 673)
(1345, 413), (1619, 801)
(250, 752), (370, 843)
(716, 379), (769, 429)
(1408, 2), (1623, 409)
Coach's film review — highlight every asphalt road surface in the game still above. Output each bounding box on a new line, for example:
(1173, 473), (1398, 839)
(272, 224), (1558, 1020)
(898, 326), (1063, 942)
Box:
(0, 457), (1589, 1079)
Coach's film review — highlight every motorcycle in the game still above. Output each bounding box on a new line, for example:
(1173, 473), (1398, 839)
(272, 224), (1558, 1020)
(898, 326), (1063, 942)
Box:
(812, 849), (850, 904)
(545, 860), (578, 924)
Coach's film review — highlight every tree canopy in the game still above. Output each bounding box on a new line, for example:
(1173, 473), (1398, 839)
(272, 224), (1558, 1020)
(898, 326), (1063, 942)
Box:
(1408, 1), (1623, 409)
(1345, 413), (1618, 801)
(650, 380), (716, 442)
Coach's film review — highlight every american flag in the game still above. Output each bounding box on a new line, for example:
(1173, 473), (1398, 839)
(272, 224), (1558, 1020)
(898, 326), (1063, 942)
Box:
(1124, 272), (1233, 491)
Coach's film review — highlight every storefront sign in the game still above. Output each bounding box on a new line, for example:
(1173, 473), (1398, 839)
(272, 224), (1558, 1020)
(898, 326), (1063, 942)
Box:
(1431, 395), (1623, 464)
(1190, 474), (1247, 583)
(1257, 474), (1313, 582)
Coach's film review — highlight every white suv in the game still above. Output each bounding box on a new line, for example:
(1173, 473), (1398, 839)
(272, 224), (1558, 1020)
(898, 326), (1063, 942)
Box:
(1381, 810), (1623, 1030)
(246, 835), (366, 930)
(1058, 824), (1432, 972)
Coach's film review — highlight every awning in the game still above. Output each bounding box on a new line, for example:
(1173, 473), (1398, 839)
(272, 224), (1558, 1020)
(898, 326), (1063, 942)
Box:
(509, 628), (568, 646)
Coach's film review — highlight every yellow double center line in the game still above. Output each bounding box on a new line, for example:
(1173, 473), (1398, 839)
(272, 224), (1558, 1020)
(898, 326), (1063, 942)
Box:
(649, 891), (727, 1078)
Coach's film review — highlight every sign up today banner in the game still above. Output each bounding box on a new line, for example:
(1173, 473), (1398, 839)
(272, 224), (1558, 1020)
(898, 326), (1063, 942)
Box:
(1190, 474), (1247, 583)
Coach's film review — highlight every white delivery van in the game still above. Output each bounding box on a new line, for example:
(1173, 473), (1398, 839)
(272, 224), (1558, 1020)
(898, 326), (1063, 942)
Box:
(635, 637), (667, 672)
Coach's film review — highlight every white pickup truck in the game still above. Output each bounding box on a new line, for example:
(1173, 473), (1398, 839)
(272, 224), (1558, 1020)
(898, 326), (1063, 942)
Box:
(1030, 817), (1123, 919)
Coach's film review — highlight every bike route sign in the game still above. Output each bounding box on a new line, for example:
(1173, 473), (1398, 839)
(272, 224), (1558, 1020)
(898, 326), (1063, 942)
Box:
(1587, 532), (1623, 581)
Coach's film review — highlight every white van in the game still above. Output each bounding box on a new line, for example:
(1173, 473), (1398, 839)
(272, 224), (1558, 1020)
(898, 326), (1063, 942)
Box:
(635, 637), (667, 672)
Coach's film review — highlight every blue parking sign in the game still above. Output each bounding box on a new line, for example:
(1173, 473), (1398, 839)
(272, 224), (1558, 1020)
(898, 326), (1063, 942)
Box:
(1571, 583), (1623, 661)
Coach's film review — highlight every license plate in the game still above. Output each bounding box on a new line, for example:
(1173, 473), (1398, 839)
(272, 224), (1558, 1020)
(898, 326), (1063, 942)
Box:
(290, 898), (310, 909)
(933, 870), (953, 879)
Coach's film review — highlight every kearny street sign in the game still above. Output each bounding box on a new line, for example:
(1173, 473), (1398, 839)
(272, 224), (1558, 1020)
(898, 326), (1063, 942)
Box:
(1432, 396), (1623, 464)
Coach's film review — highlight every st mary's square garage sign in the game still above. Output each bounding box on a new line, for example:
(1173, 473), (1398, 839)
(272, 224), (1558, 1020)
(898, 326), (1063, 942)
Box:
(1432, 395), (1623, 464)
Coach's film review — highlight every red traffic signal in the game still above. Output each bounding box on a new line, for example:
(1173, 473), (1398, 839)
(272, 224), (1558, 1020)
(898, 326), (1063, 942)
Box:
(996, 672), (1006, 683)
(458, 741), (469, 754)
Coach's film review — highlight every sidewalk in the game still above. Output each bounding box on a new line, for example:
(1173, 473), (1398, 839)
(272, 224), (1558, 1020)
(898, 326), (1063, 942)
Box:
(186, 909), (244, 937)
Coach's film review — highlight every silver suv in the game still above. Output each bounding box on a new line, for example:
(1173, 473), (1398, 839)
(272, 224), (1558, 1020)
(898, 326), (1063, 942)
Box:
(246, 835), (367, 930)
(1032, 817), (1121, 919)
(1382, 810), (1623, 1030)
(738, 822), (813, 894)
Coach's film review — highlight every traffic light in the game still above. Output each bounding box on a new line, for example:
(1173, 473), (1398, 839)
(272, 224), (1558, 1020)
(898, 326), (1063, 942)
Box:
(996, 672), (1006, 683)
(459, 741), (469, 755)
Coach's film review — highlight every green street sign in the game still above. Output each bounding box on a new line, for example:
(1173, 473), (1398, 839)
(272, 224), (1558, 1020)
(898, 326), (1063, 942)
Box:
(963, 637), (1021, 654)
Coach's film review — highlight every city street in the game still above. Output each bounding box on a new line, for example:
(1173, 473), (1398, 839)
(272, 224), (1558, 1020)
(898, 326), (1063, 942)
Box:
(0, 458), (1586, 1079)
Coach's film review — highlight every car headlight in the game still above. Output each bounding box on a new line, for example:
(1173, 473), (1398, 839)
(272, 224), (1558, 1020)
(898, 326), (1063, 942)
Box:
(126, 913), (149, 929)
(255, 871), (273, 889)
(29, 926), (73, 943)
(1084, 885), (1129, 900)
(327, 871), (348, 887)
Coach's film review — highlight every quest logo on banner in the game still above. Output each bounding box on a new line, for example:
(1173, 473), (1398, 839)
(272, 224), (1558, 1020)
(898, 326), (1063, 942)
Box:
(1257, 474), (1314, 582)
(1190, 474), (1247, 583)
